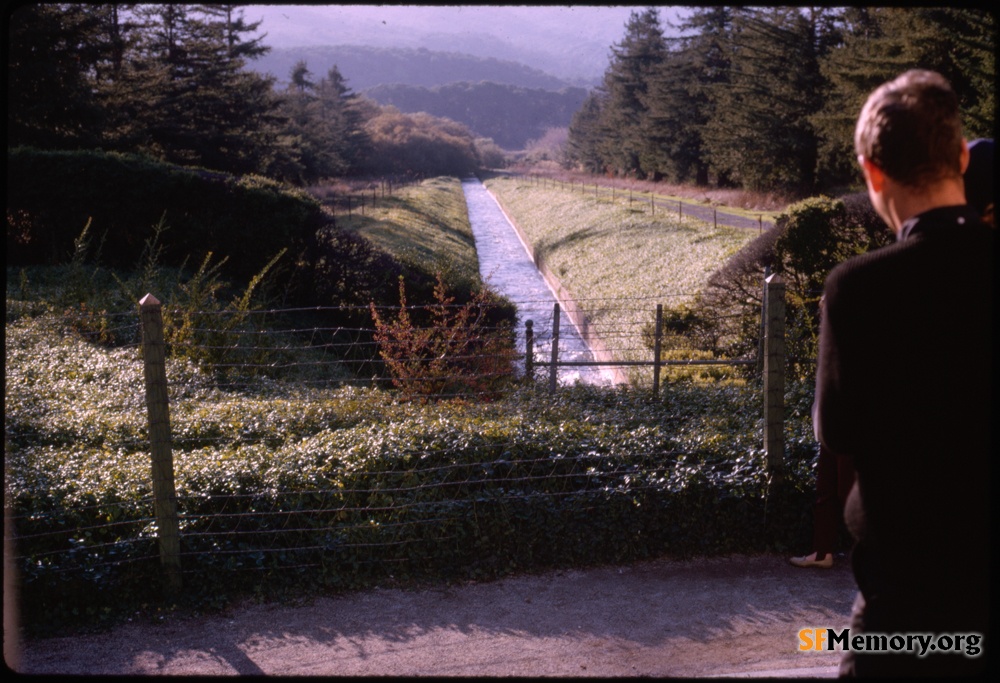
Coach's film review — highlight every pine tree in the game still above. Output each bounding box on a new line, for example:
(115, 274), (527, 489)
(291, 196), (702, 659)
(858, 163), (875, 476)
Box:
(811, 8), (894, 189)
(598, 8), (668, 178)
(98, 4), (279, 174)
(312, 66), (372, 174)
(813, 8), (995, 189)
(7, 4), (106, 149)
(875, 8), (994, 139)
(274, 60), (320, 183)
(641, 36), (707, 184)
(198, 3), (269, 61)
(942, 9), (995, 139)
(565, 91), (609, 173)
(700, 7), (833, 193)
(670, 7), (735, 186)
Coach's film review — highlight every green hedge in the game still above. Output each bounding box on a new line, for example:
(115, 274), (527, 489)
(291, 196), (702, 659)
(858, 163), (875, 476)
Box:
(6, 147), (327, 283)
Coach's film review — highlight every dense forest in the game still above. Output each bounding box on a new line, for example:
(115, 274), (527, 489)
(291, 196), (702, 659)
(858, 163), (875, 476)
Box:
(6, 4), (493, 183)
(565, 7), (995, 195)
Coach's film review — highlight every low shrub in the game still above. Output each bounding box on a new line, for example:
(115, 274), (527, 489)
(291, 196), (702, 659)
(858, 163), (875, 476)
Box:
(6, 306), (818, 635)
(690, 193), (893, 378)
(371, 274), (518, 398)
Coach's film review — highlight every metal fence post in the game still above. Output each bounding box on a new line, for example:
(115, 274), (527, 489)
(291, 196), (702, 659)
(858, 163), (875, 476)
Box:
(139, 293), (182, 594)
(549, 302), (560, 394)
(763, 274), (786, 483)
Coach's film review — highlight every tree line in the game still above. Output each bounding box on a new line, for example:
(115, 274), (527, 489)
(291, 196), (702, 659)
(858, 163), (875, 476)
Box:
(565, 7), (995, 195)
(7, 4), (492, 183)
(364, 82), (588, 150)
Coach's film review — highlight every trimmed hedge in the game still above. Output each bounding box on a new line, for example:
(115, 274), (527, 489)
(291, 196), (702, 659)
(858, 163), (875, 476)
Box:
(7, 147), (327, 283)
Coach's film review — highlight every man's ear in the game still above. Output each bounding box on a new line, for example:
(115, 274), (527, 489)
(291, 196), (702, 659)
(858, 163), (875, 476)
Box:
(860, 157), (886, 193)
(959, 138), (970, 174)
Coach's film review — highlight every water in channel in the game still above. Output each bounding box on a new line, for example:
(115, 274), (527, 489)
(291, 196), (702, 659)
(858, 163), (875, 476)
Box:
(461, 178), (614, 386)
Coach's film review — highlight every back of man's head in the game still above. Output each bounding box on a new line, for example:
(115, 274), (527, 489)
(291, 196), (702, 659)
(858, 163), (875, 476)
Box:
(854, 70), (964, 189)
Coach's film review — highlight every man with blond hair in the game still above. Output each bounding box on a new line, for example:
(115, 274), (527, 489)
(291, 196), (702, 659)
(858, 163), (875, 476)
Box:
(814, 69), (992, 676)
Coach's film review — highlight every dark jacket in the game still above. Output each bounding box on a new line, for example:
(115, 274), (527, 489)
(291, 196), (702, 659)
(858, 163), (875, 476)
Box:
(814, 205), (993, 632)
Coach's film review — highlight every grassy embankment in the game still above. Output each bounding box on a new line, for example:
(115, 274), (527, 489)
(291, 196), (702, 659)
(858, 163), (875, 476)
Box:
(314, 176), (483, 294)
(484, 174), (758, 382)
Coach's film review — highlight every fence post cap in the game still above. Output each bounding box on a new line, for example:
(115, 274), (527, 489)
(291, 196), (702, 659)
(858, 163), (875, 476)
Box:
(139, 293), (161, 307)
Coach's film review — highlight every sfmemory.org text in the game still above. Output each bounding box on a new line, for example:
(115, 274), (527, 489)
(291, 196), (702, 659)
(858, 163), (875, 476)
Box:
(798, 629), (982, 658)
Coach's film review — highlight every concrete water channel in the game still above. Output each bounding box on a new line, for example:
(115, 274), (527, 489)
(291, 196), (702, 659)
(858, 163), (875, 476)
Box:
(461, 178), (615, 387)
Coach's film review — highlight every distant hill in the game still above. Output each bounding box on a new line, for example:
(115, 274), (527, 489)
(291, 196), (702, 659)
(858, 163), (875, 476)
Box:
(364, 82), (589, 150)
(246, 6), (684, 86)
(249, 45), (575, 92)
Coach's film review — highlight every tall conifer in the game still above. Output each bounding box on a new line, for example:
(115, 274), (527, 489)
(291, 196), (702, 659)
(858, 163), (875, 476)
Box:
(598, 8), (668, 178)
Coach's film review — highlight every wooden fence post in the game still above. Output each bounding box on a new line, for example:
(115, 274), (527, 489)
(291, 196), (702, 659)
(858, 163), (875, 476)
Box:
(763, 274), (785, 484)
(549, 303), (560, 394)
(652, 304), (663, 397)
(525, 319), (534, 383)
(139, 294), (182, 594)
(757, 265), (770, 377)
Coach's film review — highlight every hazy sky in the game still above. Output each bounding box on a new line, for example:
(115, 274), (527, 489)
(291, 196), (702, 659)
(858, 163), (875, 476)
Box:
(248, 5), (675, 48)
(246, 5), (685, 82)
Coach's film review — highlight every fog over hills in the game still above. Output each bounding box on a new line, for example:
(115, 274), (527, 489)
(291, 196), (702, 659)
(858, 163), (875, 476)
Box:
(246, 5), (684, 87)
(253, 44), (578, 92)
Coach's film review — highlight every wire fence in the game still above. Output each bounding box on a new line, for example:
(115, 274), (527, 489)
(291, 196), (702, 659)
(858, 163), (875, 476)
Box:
(308, 173), (424, 226)
(7, 280), (801, 606)
(507, 171), (775, 233)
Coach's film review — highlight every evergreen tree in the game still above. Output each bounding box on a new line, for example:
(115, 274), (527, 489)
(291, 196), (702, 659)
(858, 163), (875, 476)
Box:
(198, 3), (269, 61)
(811, 7), (895, 190)
(641, 37), (705, 184)
(274, 60), (320, 183)
(91, 4), (278, 174)
(700, 7), (833, 194)
(671, 6), (734, 186)
(943, 9), (995, 139)
(565, 91), (609, 173)
(95, 4), (173, 154)
(814, 8), (995, 189)
(874, 8), (994, 139)
(598, 8), (668, 178)
(311, 66), (372, 174)
(7, 3), (106, 149)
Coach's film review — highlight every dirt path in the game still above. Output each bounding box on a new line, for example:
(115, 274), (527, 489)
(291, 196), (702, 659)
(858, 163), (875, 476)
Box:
(12, 553), (855, 677)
